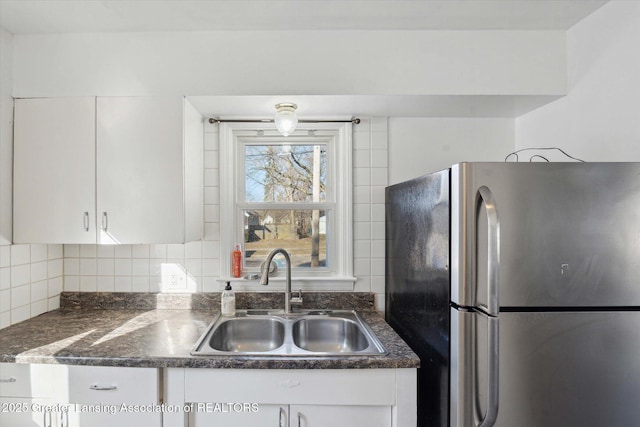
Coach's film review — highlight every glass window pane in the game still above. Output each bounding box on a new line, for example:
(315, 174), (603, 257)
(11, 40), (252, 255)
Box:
(244, 144), (327, 203)
(244, 209), (328, 269)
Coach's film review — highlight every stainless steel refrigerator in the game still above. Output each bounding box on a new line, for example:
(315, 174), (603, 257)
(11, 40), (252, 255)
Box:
(385, 162), (640, 427)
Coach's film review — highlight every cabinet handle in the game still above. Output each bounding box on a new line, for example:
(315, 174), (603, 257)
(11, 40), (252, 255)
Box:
(44, 411), (52, 427)
(0, 377), (16, 383)
(90, 384), (117, 391)
(83, 211), (90, 231)
(101, 212), (108, 231)
(297, 412), (302, 427)
(279, 407), (287, 427)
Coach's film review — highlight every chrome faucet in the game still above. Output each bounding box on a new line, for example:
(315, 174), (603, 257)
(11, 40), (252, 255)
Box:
(260, 248), (301, 313)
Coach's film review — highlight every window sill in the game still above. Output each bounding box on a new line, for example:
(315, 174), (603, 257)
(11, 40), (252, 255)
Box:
(216, 276), (357, 291)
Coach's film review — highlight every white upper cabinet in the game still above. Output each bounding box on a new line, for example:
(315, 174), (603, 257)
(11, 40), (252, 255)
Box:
(14, 97), (97, 244)
(13, 96), (203, 244)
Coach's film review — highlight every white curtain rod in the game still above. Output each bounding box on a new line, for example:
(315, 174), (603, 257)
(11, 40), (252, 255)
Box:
(208, 117), (360, 125)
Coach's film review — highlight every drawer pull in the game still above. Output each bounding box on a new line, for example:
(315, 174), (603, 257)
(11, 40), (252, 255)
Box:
(0, 377), (17, 383)
(90, 384), (117, 391)
(280, 379), (300, 388)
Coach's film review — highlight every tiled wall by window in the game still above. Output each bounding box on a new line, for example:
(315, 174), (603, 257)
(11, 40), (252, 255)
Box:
(353, 117), (388, 311)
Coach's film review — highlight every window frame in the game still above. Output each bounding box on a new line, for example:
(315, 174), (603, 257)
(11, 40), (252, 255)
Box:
(219, 122), (354, 290)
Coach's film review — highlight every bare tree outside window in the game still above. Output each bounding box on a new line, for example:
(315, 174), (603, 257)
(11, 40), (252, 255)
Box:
(244, 144), (328, 269)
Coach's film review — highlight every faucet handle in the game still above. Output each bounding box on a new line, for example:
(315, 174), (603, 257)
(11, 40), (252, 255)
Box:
(290, 288), (303, 305)
(260, 260), (278, 275)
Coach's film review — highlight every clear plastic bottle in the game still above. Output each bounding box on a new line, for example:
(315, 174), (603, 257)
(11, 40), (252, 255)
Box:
(221, 282), (236, 316)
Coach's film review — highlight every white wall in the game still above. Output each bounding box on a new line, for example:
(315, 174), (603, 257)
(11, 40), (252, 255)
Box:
(388, 118), (515, 185)
(516, 1), (640, 160)
(0, 29), (64, 328)
(12, 31), (566, 97)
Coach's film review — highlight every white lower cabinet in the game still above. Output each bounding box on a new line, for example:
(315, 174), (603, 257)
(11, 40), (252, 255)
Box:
(0, 364), (161, 427)
(291, 404), (391, 427)
(191, 403), (287, 427)
(1, 363), (68, 427)
(165, 368), (416, 427)
(66, 365), (161, 427)
(192, 404), (391, 427)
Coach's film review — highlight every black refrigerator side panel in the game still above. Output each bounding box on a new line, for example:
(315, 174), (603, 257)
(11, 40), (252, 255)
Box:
(385, 170), (450, 427)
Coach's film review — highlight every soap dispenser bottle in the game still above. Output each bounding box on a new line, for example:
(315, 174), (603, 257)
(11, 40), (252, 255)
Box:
(221, 282), (236, 316)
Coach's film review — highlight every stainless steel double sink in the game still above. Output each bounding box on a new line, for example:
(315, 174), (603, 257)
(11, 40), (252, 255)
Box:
(191, 310), (386, 356)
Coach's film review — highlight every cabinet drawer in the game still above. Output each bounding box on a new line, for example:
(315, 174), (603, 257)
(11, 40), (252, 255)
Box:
(68, 366), (158, 405)
(293, 404), (392, 427)
(184, 369), (396, 406)
(0, 364), (68, 399)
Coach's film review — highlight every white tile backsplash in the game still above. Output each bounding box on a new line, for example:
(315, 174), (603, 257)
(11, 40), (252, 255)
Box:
(79, 258), (97, 275)
(0, 246), (10, 268)
(131, 244), (150, 258)
(10, 244), (30, 265)
(353, 204), (371, 222)
(30, 244), (48, 263)
(79, 244), (97, 258)
(11, 284), (30, 307)
(0, 268), (10, 291)
(114, 258), (132, 276)
(30, 261), (48, 283)
(97, 258), (115, 276)
(97, 245), (115, 258)
(114, 244), (132, 258)
(48, 276), (63, 297)
(11, 305), (30, 324)
(30, 280), (47, 303)
(11, 264), (30, 287)
(0, 289), (10, 312)
(97, 276), (115, 292)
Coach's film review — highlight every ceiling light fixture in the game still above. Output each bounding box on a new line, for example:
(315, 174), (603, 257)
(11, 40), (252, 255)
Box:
(274, 103), (298, 137)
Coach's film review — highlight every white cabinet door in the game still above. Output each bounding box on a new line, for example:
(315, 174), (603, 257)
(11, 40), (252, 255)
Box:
(291, 405), (391, 427)
(0, 364), (70, 427)
(13, 97), (203, 244)
(96, 97), (185, 244)
(190, 404), (286, 427)
(13, 97), (96, 244)
(0, 397), (63, 427)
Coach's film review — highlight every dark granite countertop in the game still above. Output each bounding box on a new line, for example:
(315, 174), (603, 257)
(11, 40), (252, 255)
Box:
(0, 292), (419, 370)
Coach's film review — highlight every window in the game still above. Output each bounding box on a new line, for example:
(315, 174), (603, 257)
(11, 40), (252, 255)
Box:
(219, 123), (353, 288)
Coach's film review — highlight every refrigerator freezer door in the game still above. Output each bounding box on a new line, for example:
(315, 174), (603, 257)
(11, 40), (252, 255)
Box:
(451, 162), (640, 308)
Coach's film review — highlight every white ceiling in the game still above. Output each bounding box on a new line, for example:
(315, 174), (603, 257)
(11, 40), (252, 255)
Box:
(0, 0), (608, 34)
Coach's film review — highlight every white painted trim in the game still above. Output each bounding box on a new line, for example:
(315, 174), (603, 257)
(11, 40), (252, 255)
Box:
(216, 276), (356, 291)
(393, 368), (418, 427)
(218, 121), (353, 283)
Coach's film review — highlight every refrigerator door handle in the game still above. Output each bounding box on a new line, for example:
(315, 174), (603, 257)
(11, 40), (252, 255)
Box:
(476, 185), (500, 426)
(476, 185), (500, 316)
(478, 315), (499, 427)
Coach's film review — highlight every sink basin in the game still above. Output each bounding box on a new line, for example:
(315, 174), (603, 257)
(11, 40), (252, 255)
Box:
(292, 317), (369, 353)
(209, 317), (285, 352)
(191, 310), (386, 357)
